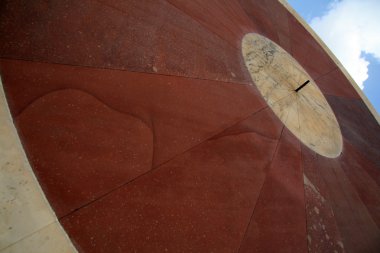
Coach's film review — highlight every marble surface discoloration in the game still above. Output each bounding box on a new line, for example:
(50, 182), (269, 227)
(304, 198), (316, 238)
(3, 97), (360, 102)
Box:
(242, 33), (342, 158)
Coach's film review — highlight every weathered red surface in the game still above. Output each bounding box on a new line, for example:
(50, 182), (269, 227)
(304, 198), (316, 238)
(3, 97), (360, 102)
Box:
(0, 58), (265, 217)
(302, 145), (346, 253)
(0, 0), (250, 84)
(327, 95), (380, 168)
(17, 88), (154, 217)
(340, 142), (380, 227)
(0, 0), (379, 252)
(239, 128), (307, 253)
(61, 112), (280, 253)
(287, 14), (338, 79)
(309, 154), (379, 252)
(316, 68), (360, 99)
(167, 0), (259, 48)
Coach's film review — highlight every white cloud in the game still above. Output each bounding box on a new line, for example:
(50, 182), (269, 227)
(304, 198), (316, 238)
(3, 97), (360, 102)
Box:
(310, 0), (380, 89)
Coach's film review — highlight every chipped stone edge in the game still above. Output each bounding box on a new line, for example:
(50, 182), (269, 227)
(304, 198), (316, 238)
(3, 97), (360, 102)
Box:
(0, 77), (77, 252)
(279, 0), (380, 124)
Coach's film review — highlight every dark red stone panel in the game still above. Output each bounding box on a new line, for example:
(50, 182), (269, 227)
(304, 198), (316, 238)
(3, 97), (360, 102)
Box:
(96, 0), (252, 84)
(16, 89), (153, 217)
(316, 68), (360, 99)
(167, 0), (259, 48)
(0, 0), (137, 69)
(0, 0), (250, 84)
(238, 0), (281, 47)
(326, 95), (380, 168)
(277, 31), (292, 55)
(213, 107), (283, 141)
(315, 156), (380, 253)
(342, 142), (380, 188)
(254, 0), (291, 36)
(302, 146), (345, 253)
(239, 128), (307, 253)
(238, 0), (292, 52)
(288, 14), (337, 79)
(61, 121), (279, 252)
(0, 59), (265, 166)
(1, 60), (266, 165)
(0, 59), (266, 217)
(339, 141), (380, 228)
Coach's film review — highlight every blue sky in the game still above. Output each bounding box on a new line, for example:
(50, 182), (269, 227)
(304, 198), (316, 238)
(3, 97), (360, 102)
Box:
(287, 0), (380, 114)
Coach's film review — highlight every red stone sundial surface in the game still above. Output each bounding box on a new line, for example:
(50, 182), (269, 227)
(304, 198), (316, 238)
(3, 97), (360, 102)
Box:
(0, 0), (379, 252)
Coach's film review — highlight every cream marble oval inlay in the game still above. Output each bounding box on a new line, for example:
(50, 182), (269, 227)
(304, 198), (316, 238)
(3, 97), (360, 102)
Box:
(242, 33), (342, 158)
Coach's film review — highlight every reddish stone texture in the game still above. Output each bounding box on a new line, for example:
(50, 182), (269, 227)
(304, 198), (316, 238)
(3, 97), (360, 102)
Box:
(239, 129), (307, 253)
(0, 59), (265, 166)
(339, 141), (380, 227)
(315, 156), (380, 253)
(315, 68), (360, 99)
(302, 146), (346, 253)
(0, 0), (379, 252)
(303, 142), (380, 253)
(166, 0), (260, 48)
(213, 107), (283, 141)
(342, 142), (380, 188)
(239, 0), (279, 46)
(61, 115), (279, 253)
(0, 0), (249, 84)
(16, 89), (153, 217)
(0, 0), (137, 68)
(241, 0), (290, 36)
(288, 14), (337, 79)
(0, 58), (266, 217)
(238, 0), (291, 51)
(327, 95), (380, 168)
(95, 0), (251, 84)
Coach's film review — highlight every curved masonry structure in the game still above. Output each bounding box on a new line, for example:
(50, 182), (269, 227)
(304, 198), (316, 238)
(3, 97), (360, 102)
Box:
(0, 1), (379, 252)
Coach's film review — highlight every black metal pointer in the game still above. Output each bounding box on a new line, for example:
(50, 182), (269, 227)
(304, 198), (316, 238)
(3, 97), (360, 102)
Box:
(294, 80), (310, 92)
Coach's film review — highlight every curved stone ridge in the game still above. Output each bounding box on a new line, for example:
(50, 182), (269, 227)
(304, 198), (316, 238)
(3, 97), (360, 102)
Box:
(242, 33), (342, 158)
